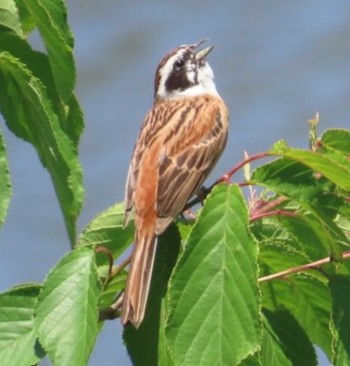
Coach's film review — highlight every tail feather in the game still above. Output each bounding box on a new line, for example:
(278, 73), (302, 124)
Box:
(121, 230), (157, 328)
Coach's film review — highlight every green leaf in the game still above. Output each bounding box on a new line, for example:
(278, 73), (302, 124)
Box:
(0, 51), (83, 242)
(0, 284), (45, 366)
(21, 0), (75, 102)
(64, 93), (84, 147)
(252, 157), (331, 203)
(98, 271), (127, 309)
(0, 32), (84, 148)
(0, 128), (11, 228)
(260, 323), (292, 366)
(0, 0), (23, 36)
(158, 302), (175, 366)
(166, 184), (261, 366)
(252, 217), (311, 274)
(80, 203), (135, 312)
(329, 275), (350, 365)
(124, 224), (180, 366)
(262, 274), (332, 358)
(77, 203), (134, 260)
(35, 247), (102, 366)
(321, 129), (350, 155)
(176, 217), (195, 244)
(269, 142), (350, 191)
(251, 158), (346, 259)
(275, 214), (338, 260)
(332, 346), (350, 366)
(13, 0), (35, 34)
(0, 33), (53, 89)
(317, 130), (350, 194)
(258, 241), (310, 277)
(261, 310), (317, 366)
(239, 352), (261, 366)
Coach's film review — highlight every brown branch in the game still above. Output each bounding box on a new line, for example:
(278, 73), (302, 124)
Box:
(258, 250), (350, 283)
(184, 151), (272, 210)
(220, 151), (272, 182)
(237, 182), (251, 187)
(250, 209), (297, 222)
(111, 255), (131, 278)
(95, 245), (131, 282)
(252, 196), (288, 215)
(98, 255), (131, 322)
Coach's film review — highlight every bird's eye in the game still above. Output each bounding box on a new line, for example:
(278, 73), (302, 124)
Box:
(174, 58), (185, 68)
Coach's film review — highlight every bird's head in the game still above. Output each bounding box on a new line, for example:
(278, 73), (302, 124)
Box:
(154, 39), (218, 101)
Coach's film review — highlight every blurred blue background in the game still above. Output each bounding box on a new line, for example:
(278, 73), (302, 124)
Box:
(1, 1), (350, 365)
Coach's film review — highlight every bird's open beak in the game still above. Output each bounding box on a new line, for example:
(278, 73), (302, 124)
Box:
(195, 45), (214, 61)
(191, 39), (214, 61)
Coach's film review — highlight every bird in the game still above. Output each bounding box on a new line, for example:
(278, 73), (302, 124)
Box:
(121, 39), (229, 328)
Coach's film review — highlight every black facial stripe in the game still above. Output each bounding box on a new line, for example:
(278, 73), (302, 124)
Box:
(165, 66), (192, 93)
(154, 46), (184, 98)
(164, 49), (198, 93)
(194, 66), (199, 84)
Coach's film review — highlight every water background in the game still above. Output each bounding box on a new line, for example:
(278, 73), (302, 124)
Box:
(1, 1), (350, 364)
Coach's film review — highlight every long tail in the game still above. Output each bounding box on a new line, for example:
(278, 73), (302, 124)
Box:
(121, 229), (157, 328)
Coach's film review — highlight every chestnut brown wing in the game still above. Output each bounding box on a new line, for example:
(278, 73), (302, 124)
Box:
(124, 104), (170, 225)
(156, 97), (228, 233)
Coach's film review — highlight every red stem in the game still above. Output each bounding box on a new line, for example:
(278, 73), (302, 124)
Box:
(250, 209), (297, 222)
(253, 196), (288, 214)
(184, 151), (271, 209)
(214, 151), (272, 185)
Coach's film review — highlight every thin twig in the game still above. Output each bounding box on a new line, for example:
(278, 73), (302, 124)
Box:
(98, 255), (131, 322)
(220, 152), (272, 181)
(253, 196), (288, 215)
(185, 152), (272, 209)
(258, 250), (350, 283)
(111, 255), (131, 278)
(250, 209), (297, 222)
(238, 181), (251, 187)
(95, 246), (114, 287)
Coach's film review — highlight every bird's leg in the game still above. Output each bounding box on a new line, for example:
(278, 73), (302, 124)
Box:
(196, 185), (209, 205)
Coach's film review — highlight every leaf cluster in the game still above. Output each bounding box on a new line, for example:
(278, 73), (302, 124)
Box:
(0, 0), (83, 243)
(1, 1), (350, 366)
